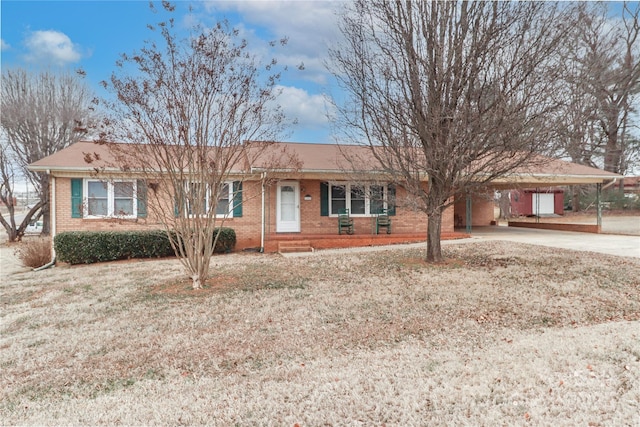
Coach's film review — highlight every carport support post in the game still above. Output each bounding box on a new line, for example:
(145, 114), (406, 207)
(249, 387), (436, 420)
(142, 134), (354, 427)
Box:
(535, 188), (540, 223)
(597, 183), (602, 231)
(465, 194), (472, 234)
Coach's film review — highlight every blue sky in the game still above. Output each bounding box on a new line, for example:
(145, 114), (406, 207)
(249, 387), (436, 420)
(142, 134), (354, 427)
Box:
(1, 1), (344, 143)
(1, 1), (637, 147)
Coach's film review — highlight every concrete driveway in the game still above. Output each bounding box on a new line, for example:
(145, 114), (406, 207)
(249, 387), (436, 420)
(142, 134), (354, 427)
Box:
(468, 226), (640, 258)
(283, 226), (640, 259)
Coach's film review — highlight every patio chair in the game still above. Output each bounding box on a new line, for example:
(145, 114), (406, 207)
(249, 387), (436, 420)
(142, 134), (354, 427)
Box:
(376, 209), (392, 234)
(338, 208), (354, 235)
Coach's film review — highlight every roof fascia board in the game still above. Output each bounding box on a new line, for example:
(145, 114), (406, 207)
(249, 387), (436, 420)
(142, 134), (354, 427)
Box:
(489, 176), (618, 185)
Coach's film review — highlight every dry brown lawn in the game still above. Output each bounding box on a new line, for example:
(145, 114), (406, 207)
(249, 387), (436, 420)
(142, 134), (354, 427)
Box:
(1, 241), (639, 426)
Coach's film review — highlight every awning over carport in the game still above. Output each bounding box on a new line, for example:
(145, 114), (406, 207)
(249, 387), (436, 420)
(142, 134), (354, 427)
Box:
(487, 156), (621, 189)
(464, 157), (621, 232)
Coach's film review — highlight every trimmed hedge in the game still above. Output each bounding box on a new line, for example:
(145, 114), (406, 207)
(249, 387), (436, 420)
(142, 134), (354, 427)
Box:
(210, 227), (236, 254)
(54, 228), (236, 265)
(170, 228), (236, 255)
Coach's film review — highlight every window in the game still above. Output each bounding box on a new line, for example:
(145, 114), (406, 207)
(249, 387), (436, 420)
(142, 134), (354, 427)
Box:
(181, 181), (237, 218)
(85, 180), (137, 218)
(114, 182), (135, 216)
(215, 183), (231, 216)
(350, 186), (366, 214)
(87, 181), (108, 216)
(330, 184), (346, 214)
(369, 184), (385, 215)
(187, 182), (207, 216)
(328, 182), (390, 216)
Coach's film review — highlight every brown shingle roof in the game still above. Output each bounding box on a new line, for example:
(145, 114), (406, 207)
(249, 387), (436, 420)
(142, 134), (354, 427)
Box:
(29, 140), (621, 185)
(29, 141), (120, 172)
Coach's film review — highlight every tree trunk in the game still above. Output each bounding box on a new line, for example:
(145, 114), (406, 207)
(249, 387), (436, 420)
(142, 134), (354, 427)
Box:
(617, 178), (625, 197)
(499, 191), (511, 219)
(1, 217), (19, 242)
(603, 111), (621, 173)
(188, 250), (207, 290)
(191, 275), (203, 290)
(426, 209), (444, 263)
(41, 202), (51, 236)
(571, 185), (581, 212)
(0, 199), (19, 242)
(187, 237), (212, 290)
(40, 174), (51, 235)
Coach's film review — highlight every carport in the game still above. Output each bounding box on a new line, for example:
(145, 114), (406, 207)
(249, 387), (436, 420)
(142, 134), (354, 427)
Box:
(454, 158), (622, 233)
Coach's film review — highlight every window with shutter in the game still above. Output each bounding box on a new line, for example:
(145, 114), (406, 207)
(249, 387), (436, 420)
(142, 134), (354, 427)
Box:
(325, 182), (396, 216)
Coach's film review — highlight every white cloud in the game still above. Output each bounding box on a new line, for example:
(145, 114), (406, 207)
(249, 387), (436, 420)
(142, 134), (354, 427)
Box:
(24, 30), (82, 65)
(275, 85), (334, 128)
(1, 39), (10, 51)
(203, 1), (342, 84)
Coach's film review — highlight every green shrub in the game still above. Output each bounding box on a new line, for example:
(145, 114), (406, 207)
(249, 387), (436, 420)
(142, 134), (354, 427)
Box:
(169, 227), (236, 255)
(212, 227), (236, 253)
(54, 230), (174, 264)
(54, 228), (236, 265)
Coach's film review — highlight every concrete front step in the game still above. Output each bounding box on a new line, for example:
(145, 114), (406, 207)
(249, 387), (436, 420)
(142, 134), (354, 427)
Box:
(278, 240), (314, 254)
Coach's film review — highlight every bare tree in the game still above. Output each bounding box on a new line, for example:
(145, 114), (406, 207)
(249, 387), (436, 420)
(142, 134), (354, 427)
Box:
(553, 54), (602, 211)
(330, 1), (572, 262)
(1, 68), (95, 239)
(97, 2), (288, 289)
(0, 139), (43, 242)
(573, 2), (640, 176)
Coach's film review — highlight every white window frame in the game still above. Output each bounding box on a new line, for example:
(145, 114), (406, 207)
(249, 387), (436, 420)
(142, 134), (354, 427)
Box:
(183, 181), (235, 218)
(84, 179), (137, 219)
(328, 182), (388, 217)
(215, 182), (233, 218)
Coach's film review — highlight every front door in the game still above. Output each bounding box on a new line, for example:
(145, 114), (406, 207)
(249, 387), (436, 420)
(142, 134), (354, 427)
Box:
(277, 181), (300, 232)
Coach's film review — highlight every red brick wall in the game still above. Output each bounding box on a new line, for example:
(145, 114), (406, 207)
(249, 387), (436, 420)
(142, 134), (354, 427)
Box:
(554, 193), (564, 215)
(226, 180), (262, 249)
(53, 177), (266, 248)
(509, 222), (599, 233)
(264, 179), (453, 236)
(54, 177), (160, 234)
(509, 190), (531, 217)
(454, 193), (496, 226)
(53, 177), (454, 250)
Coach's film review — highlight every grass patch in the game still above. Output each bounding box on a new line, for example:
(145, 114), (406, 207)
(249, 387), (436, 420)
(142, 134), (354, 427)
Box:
(1, 241), (639, 425)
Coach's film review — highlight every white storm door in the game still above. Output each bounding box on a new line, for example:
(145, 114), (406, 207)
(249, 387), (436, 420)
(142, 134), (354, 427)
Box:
(532, 193), (554, 215)
(277, 181), (300, 232)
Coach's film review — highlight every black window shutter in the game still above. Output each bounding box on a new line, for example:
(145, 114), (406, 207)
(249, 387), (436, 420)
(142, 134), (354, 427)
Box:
(320, 182), (329, 216)
(71, 178), (83, 218)
(232, 181), (243, 217)
(137, 180), (147, 218)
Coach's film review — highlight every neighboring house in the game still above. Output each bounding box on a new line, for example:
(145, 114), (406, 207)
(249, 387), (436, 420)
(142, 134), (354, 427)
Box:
(29, 141), (621, 252)
(622, 176), (640, 196)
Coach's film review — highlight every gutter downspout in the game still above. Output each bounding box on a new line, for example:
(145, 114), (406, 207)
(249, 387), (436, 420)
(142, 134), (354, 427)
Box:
(260, 172), (266, 253)
(35, 173), (56, 271)
(601, 177), (618, 190)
